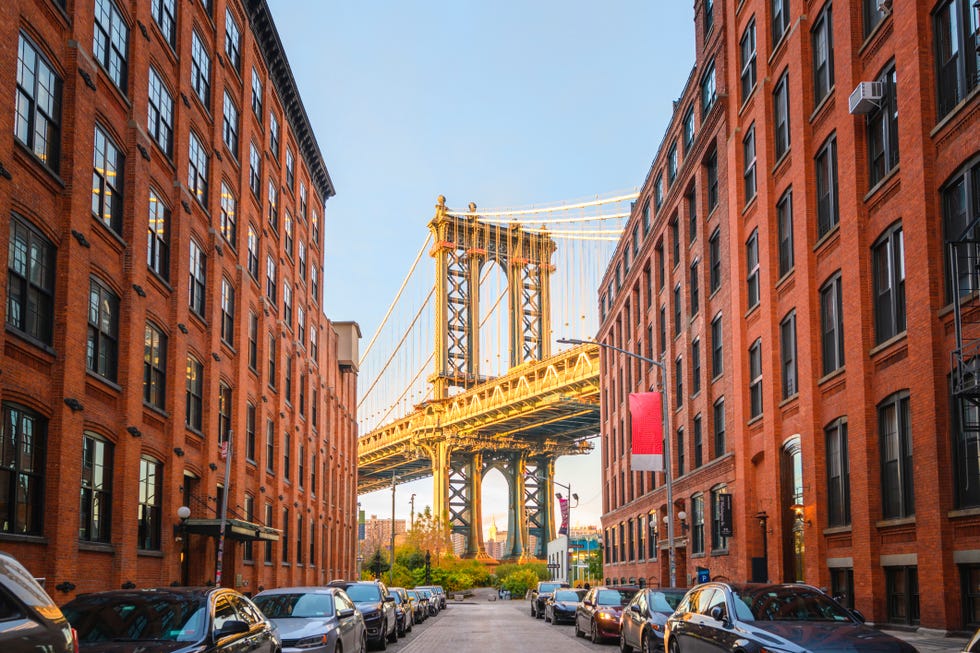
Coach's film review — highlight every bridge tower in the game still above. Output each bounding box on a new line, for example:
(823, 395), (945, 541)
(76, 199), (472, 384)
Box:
(427, 196), (557, 560)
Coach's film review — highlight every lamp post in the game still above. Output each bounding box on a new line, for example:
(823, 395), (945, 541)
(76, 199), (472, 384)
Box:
(554, 481), (578, 585)
(390, 473), (397, 585)
(558, 337), (678, 588)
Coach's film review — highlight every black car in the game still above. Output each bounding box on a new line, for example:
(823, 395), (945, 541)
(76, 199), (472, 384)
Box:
(619, 587), (687, 653)
(0, 552), (77, 653)
(664, 582), (918, 653)
(406, 590), (429, 622)
(530, 581), (568, 619)
(386, 587), (413, 637)
(416, 588), (439, 616)
(328, 580), (397, 650)
(252, 586), (367, 653)
(544, 588), (586, 625)
(63, 586), (279, 653)
(414, 585), (446, 610)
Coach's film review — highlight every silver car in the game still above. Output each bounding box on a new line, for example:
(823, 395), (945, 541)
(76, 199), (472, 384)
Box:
(253, 586), (366, 653)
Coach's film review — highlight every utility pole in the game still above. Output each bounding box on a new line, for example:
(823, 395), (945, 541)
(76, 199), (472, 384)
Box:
(410, 493), (416, 531)
(390, 473), (396, 585)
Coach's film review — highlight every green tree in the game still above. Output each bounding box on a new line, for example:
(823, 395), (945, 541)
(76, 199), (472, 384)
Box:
(501, 569), (540, 598)
(366, 549), (390, 579)
(587, 549), (603, 581)
(404, 506), (452, 560)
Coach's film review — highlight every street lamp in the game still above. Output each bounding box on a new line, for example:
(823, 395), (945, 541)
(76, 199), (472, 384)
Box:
(558, 336), (678, 588)
(555, 481), (579, 585)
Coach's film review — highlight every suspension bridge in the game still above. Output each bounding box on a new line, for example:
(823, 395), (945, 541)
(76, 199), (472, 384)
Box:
(356, 192), (636, 560)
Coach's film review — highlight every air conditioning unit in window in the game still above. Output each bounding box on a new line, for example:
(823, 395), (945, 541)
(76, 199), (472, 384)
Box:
(876, 0), (893, 14)
(848, 81), (885, 114)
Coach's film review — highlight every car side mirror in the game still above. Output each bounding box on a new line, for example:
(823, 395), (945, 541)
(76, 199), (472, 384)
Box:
(709, 606), (729, 626)
(630, 604), (642, 614)
(850, 609), (865, 623)
(216, 620), (250, 638)
(337, 608), (356, 619)
(384, 596), (395, 603)
(583, 600), (593, 607)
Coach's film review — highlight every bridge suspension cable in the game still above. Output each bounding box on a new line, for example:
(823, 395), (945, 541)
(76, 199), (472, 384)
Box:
(444, 192), (638, 218)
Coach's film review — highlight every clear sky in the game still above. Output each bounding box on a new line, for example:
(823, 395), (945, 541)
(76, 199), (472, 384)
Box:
(267, 1), (695, 535)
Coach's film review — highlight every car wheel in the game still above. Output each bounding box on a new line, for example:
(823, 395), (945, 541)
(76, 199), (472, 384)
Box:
(591, 619), (602, 644)
(334, 641), (342, 653)
(386, 619), (398, 644)
(574, 618), (584, 638)
(620, 632), (633, 653)
(640, 631), (653, 653)
(668, 637), (681, 653)
(376, 631), (387, 652)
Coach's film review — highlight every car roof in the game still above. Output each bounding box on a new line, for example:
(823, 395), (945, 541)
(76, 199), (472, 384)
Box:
(0, 552), (61, 613)
(255, 586), (340, 595)
(66, 587), (220, 605)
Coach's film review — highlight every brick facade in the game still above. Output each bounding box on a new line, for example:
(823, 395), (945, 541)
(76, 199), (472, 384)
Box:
(598, 0), (980, 632)
(0, 0), (360, 600)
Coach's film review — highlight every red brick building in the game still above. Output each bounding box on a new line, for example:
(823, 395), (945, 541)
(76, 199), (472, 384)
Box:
(0, 0), (360, 599)
(598, 0), (980, 632)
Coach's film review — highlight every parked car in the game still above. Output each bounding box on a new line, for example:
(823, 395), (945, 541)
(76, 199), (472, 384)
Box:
(664, 582), (918, 653)
(544, 588), (586, 625)
(386, 587), (413, 637)
(252, 586), (366, 653)
(406, 590), (429, 622)
(574, 586), (638, 643)
(0, 552), (77, 653)
(63, 586), (279, 653)
(619, 587), (688, 653)
(416, 588), (438, 616)
(964, 627), (980, 652)
(530, 581), (569, 618)
(327, 580), (397, 650)
(415, 585), (446, 610)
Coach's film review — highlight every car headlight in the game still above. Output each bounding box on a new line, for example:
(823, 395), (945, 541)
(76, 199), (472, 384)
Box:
(294, 634), (329, 649)
(598, 611), (616, 620)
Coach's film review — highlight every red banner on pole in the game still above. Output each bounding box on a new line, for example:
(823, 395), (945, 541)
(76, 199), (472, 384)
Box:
(558, 495), (570, 535)
(629, 392), (664, 472)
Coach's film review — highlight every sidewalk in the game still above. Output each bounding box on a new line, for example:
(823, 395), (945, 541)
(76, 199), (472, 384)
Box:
(884, 628), (971, 652)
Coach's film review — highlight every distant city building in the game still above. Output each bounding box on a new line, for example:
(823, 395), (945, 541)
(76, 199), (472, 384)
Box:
(362, 515), (407, 553)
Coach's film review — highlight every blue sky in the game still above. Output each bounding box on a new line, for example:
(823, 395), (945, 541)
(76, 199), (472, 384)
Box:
(268, 1), (695, 534)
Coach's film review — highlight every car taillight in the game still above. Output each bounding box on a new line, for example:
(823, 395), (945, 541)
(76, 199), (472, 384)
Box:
(71, 627), (79, 653)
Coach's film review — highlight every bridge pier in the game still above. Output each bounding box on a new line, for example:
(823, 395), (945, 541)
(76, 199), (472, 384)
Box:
(525, 455), (556, 559)
(427, 439), (452, 533)
(501, 452), (528, 561)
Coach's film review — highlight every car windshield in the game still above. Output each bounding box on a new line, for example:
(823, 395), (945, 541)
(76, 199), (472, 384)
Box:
(649, 591), (685, 612)
(554, 590), (582, 602)
(596, 589), (633, 606)
(344, 585), (382, 603)
(390, 593), (403, 605)
(253, 592), (334, 619)
(539, 583), (562, 594)
(738, 588), (854, 622)
(63, 594), (207, 643)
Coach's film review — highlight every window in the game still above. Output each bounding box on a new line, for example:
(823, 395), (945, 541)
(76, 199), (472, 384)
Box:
(687, 188), (697, 243)
(285, 356), (293, 404)
(954, 386), (980, 508)
(268, 333), (277, 388)
(310, 325), (319, 360)
(701, 60), (717, 117)
(873, 222), (906, 343)
(147, 67), (174, 155)
(886, 566), (920, 625)
(673, 285), (682, 336)
(711, 487), (729, 550)
(831, 568), (855, 610)
(675, 356), (683, 408)
(220, 278), (235, 345)
(215, 185), (238, 250)
(820, 273), (845, 375)
(249, 143), (261, 197)
(749, 339), (762, 419)
(7, 214), (55, 345)
(812, 4), (835, 106)
(138, 457), (162, 550)
(816, 135), (839, 237)
(282, 507), (290, 562)
(145, 190), (171, 281)
(693, 414), (703, 467)
(245, 403), (256, 462)
(311, 262), (320, 304)
(774, 71), (790, 159)
(704, 0), (714, 36)
(284, 433), (291, 482)
(268, 181), (278, 232)
(188, 132), (209, 206)
(93, 0), (128, 90)
(189, 240), (206, 317)
(218, 382), (232, 443)
(265, 421), (275, 473)
(659, 306), (666, 356)
(190, 31), (211, 106)
(225, 8), (241, 71)
(743, 125), (757, 202)
(248, 311), (258, 371)
(692, 339), (701, 395)
(185, 355), (203, 430)
(691, 494), (704, 554)
(671, 218), (680, 266)
(868, 64), (899, 187)
(683, 104), (695, 151)
(297, 305), (306, 344)
(143, 322), (167, 409)
(777, 189), (794, 276)
(92, 126), (124, 234)
(251, 68), (263, 118)
(826, 418), (851, 526)
(283, 282), (293, 327)
(708, 228), (721, 293)
(247, 224), (259, 280)
(264, 503), (273, 563)
(299, 183), (308, 220)
(943, 160), (980, 301)
(151, 0), (176, 46)
(296, 514), (303, 564)
(772, 0), (790, 46)
(243, 494), (254, 560)
(676, 427), (685, 476)
(265, 254), (276, 306)
(880, 392), (914, 519)
(780, 311), (797, 399)
(80, 434), (112, 542)
(864, 0), (887, 36)
(740, 19), (757, 102)
(286, 149), (296, 189)
(0, 404), (46, 535)
(284, 212), (294, 259)
(711, 314), (723, 378)
(667, 144), (678, 186)
(298, 241), (307, 281)
(705, 149), (718, 212)
(222, 92), (239, 156)
(298, 444), (305, 489)
(87, 278), (119, 381)
(655, 175), (664, 212)
(15, 34), (62, 170)
(269, 113), (280, 159)
(713, 398), (725, 456)
(312, 208), (320, 246)
(690, 261), (700, 316)
(934, 0), (979, 119)
(746, 229), (760, 309)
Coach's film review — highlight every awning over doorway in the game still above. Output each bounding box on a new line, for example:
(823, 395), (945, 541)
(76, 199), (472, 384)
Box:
(182, 518), (280, 542)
